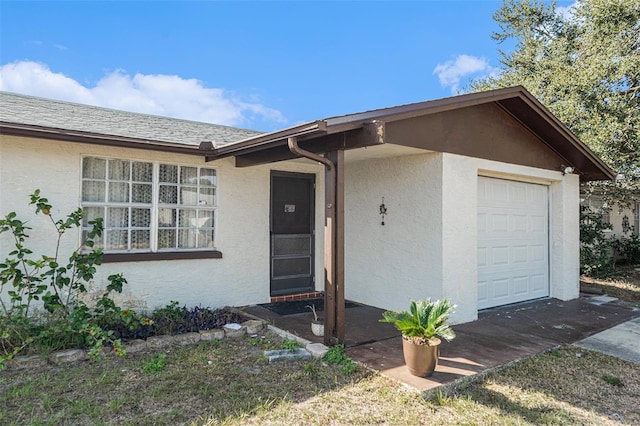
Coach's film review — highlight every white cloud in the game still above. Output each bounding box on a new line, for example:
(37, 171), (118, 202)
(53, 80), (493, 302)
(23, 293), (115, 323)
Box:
(433, 54), (494, 94)
(556, 1), (578, 21)
(0, 60), (286, 128)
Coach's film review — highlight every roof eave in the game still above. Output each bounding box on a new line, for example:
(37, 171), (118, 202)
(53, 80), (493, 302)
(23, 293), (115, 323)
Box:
(0, 121), (204, 156)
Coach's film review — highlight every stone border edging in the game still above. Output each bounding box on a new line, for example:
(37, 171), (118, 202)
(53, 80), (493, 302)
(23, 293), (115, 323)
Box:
(4, 319), (266, 370)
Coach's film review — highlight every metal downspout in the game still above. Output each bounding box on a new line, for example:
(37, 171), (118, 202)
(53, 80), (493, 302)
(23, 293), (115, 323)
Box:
(287, 136), (338, 345)
(287, 136), (335, 175)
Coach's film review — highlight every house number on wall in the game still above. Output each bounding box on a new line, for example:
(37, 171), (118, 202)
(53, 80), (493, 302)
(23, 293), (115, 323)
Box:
(284, 204), (296, 213)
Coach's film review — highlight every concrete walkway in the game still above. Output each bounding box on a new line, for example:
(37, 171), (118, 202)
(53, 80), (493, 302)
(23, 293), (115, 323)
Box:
(575, 316), (640, 364)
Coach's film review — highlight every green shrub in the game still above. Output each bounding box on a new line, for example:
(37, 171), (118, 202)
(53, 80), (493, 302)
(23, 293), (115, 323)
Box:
(580, 206), (614, 277)
(612, 234), (640, 265)
(0, 190), (134, 368)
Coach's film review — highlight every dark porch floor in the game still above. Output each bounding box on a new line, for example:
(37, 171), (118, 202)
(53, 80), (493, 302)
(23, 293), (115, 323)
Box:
(241, 296), (640, 392)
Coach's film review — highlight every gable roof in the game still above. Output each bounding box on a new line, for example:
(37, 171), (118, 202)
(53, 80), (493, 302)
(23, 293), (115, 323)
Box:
(218, 86), (615, 181)
(0, 87), (615, 181)
(0, 91), (261, 151)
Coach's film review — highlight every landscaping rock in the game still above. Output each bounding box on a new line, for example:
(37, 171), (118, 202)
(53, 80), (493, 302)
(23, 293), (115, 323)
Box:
(172, 332), (201, 346)
(242, 320), (265, 335)
(199, 329), (224, 341)
(146, 335), (173, 350)
(224, 323), (247, 338)
(6, 354), (48, 370)
(124, 339), (147, 354)
(306, 343), (329, 359)
(264, 348), (312, 363)
(49, 349), (87, 364)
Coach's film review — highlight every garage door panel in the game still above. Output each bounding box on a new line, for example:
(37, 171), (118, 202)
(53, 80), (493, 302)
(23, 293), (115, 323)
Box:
(478, 177), (549, 310)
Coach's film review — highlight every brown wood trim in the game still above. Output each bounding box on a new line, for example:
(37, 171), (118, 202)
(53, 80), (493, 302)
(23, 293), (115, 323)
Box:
(102, 250), (222, 263)
(235, 125), (385, 168)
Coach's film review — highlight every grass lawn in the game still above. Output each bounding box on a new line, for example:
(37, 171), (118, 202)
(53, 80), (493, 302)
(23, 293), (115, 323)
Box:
(1, 272), (639, 425)
(1, 333), (639, 425)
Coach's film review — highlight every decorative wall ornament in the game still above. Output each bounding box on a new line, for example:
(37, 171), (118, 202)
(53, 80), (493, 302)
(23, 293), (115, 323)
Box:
(379, 197), (387, 226)
(622, 215), (630, 234)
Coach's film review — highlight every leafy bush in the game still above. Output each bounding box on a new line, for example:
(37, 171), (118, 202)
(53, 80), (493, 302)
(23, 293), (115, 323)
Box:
(98, 301), (244, 340)
(580, 205), (614, 277)
(0, 190), (134, 367)
(612, 234), (640, 266)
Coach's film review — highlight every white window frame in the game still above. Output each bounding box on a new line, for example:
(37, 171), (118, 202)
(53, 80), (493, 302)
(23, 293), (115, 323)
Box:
(81, 156), (217, 254)
(581, 196), (611, 230)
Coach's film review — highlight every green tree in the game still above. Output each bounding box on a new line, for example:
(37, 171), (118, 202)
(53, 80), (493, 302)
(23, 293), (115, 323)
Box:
(471, 0), (640, 206)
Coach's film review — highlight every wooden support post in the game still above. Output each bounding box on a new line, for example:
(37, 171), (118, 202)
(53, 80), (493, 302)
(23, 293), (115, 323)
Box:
(323, 150), (345, 345)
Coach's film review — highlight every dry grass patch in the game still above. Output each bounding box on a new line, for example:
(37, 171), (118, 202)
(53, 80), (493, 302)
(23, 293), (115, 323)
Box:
(221, 346), (639, 426)
(581, 266), (640, 304)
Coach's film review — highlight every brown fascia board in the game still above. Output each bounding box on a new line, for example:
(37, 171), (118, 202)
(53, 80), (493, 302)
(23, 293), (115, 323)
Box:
(214, 121), (328, 159)
(323, 86), (530, 127)
(0, 121), (205, 156)
(496, 93), (616, 181)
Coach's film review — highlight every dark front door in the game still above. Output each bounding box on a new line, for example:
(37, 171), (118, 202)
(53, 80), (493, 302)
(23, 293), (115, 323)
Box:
(270, 172), (315, 296)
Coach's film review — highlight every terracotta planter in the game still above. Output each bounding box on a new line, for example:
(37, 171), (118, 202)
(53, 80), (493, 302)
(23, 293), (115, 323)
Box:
(402, 336), (441, 377)
(311, 320), (324, 337)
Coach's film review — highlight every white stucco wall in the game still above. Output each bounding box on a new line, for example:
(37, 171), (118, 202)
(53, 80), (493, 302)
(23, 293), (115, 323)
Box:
(0, 136), (324, 311)
(1, 135), (582, 323)
(344, 153), (444, 312)
(345, 151), (580, 324)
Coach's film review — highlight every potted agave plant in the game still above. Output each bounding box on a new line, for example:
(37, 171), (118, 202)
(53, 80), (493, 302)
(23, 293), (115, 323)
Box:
(380, 298), (456, 377)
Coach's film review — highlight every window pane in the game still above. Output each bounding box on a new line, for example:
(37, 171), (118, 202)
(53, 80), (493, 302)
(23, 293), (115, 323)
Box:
(109, 159), (130, 181)
(131, 208), (151, 228)
(131, 230), (151, 249)
(198, 187), (215, 206)
(82, 181), (105, 202)
(198, 210), (214, 228)
(82, 207), (104, 226)
(178, 229), (197, 249)
(200, 168), (216, 186)
(198, 229), (214, 248)
(106, 230), (128, 250)
(158, 229), (176, 249)
(159, 185), (177, 204)
(82, 230), (103, 250)
(158, 208), (176, 227)
(82, 157), (106, 179)
(132, 183), (153, 203)
(159, 164), (178, 183)
(108, 182), (130, 203)
(107, 207), (129, 228)
(132, 162), (153, 182)
(180, 166), (197, 184)
(178, 209), (197, 228)
(179, 186), (198, 205)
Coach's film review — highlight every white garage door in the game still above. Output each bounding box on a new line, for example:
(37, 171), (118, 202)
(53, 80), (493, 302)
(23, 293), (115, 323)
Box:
(477, 177), (549, 310)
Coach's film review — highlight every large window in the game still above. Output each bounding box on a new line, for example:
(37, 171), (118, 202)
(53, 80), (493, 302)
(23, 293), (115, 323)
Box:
(635, 202), (640, 236)
(81, 157), (216, 253)
(581, 196), (610, 227)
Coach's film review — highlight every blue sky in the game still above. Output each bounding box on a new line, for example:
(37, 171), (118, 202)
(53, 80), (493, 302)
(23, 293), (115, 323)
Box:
(0, 1), (574, 132)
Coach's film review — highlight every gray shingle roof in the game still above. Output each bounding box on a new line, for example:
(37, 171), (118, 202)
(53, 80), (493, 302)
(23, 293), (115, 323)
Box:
(0, 91), (262, 147)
